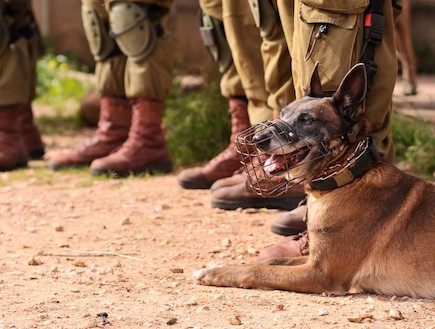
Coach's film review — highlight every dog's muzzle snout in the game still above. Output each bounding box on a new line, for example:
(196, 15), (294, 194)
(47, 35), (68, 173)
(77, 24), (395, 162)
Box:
(235, 120), (308, 197)
(251, 120), (299, 152)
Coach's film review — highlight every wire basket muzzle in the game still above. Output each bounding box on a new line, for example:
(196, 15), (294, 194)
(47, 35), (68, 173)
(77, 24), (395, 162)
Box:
(234, 121), (306, 197)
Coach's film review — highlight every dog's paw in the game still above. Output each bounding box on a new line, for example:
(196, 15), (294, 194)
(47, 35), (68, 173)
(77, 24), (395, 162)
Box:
(193, 266), (226, 286)
(193, 266), (222, 283)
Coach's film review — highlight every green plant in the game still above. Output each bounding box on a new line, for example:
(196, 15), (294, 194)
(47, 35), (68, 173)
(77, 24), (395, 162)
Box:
(36, 52), (92, 113)
(391, 113), (435, 177)
(164, 74), (231, 167)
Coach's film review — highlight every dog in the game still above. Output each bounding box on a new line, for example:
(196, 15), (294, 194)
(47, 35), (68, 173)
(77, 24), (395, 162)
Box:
(194, 63), (435, 299)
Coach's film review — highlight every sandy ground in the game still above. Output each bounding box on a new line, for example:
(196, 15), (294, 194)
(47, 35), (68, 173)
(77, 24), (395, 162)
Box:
(0, 127), (434, 329)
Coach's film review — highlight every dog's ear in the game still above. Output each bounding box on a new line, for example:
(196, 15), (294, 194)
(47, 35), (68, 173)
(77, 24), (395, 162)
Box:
(307, 62), (324, 98)
(332, 63), (367, 122)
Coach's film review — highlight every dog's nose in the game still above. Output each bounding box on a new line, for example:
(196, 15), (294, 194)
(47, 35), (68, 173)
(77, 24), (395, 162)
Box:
(252, 130), (272, 150)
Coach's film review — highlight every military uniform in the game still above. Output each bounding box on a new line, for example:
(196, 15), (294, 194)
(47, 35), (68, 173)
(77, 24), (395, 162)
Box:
(49, 0), (174, 176)
(178, 0), (289, 190)
(0, 0), (45, 171)
(209, 0), (402, 223)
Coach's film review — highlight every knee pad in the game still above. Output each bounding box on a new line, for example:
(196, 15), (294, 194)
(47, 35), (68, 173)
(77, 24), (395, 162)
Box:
(199, 10), (232, 73)
(248, 0), (278, 37)
(108, 2), (158, 62)
(81, 3), (119, 62)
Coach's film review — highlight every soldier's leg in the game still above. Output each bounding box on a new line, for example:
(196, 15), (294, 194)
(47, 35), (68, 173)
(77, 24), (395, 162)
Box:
(0, 1), (40, 170)
(290, 0), (399, 162)
(177, 1), (252, 189)
(49, 0), (132, 170)
(90, 0), (174, 176)
(208, 0), (304, 211)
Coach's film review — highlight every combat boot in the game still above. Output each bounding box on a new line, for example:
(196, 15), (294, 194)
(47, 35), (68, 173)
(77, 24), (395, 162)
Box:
(270, 200), (308, 236)
(257, 231), (309, 261)
(17, 104), (45, 159)
(49, 96), (131, 170)
(177, 97), (250, 189)
(210, 172), (305, 210)
(90, 97), (172, 176)
(0, 106), (28, 171)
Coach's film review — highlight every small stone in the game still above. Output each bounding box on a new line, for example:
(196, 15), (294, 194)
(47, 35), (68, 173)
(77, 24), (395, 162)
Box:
(120, 217), (131, 225)
(348, 314), (373, 323)
(318, 308), (329, 316)
(229, 315), (242, 325)
(222, 238), (232, 248)
(113, 260), (122, 267)
(28, 257), (42, 266)
(276, 304), (284, 311)
(247, 246), (257, 255)
(166, 318), (177, 325)
(26, 226), (37, 233)
(170, 268), (184, 274)
(387, 309), (404, 320)
(54, 225), (64, 232)
(73, 260), (86, 267)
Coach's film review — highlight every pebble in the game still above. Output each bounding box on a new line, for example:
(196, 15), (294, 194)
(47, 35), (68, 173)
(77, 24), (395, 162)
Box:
(54, 225), (64, 232)
(84, 318), (99, 328)
(28, 257), (42, 266)
(229, 315), (242, 326)
(247, 246), (257, 255)
(26, 226), (37, 233)
(120, 217), (131, 225)
(73, 260), (86, 267)
(221, 238), (232, 248)
(166, 318), (177, 325)
(387, 309), (404, 320)
(318, 308), (329, 316)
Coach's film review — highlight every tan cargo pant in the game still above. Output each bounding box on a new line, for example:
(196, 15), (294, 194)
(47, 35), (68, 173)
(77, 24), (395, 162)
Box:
(0, 35), (39, 106)
(200, 0), (274, 124)
(83, 0), (173, 101)
(277, 0), (401, 162)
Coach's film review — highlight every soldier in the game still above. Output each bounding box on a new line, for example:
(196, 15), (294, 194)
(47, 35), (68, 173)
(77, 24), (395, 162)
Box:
(0, 0), (45, 171)
(49, 0), (173, 176)
(177, 0), (305, 211)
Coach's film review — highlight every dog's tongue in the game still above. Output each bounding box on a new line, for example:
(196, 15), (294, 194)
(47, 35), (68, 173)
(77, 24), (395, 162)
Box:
(264, 154), (287, 174)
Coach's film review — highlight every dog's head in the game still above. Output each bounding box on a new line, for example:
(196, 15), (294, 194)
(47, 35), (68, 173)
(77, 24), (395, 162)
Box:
(236, 63), (371, 195)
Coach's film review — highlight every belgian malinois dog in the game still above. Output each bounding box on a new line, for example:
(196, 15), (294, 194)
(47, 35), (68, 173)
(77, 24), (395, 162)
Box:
(194, 63), (435, 298)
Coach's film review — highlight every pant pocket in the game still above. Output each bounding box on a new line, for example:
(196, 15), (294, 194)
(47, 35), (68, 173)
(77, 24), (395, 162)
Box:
(293, 2), (364, 94)
(301, 0), (368, 14)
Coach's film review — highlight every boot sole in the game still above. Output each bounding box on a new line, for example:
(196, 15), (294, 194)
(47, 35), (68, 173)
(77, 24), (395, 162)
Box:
(211, 194), (305, 211)
(90, 160), (173, 177)
(28, 148), (46, 160)
(270, 224), (307, 236)
(48, 162), (90, 171)
(177, 178), (213, 190)
(0, 159), (28, 172)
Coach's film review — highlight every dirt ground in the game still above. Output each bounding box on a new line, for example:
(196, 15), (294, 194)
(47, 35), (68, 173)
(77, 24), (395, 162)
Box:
(1, 128), (434, 329)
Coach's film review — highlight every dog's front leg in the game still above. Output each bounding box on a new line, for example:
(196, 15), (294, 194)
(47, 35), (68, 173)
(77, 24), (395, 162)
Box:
(194, 261), (335, 293)
(260, 256), (308, 266)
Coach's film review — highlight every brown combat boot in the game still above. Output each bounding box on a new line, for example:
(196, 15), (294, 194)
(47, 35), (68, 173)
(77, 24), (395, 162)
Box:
(17, 104), (45, 159)
(177, 97), (250, 189)
(48, 97), (131, 170)
(271, 200), (308, 236)
(257, 231), (310, 261)
(90, 97), (172, 176)
(0, 106), (28, 171)
(210, 172), (306, 210)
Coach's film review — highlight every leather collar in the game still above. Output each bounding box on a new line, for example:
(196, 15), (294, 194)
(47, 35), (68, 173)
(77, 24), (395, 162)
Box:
(309, 137), (380, 192)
